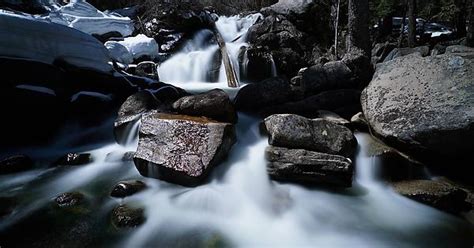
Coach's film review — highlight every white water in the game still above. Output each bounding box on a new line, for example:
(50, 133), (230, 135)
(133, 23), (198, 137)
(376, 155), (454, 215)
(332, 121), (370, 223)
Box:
(0, 14), (471, 248)
(158, 14), (262, 87)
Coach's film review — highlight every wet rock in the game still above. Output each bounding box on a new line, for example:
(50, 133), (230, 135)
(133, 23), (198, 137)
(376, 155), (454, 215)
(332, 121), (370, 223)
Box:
(0, 155), (34, 175)
(234, 77), (293, 113)
(383, 46), (430, 62)
(207, 49), (222, 82)
(247, 14), (306, 77)
(392, 180), (471, 214)
(110, 180), (147, 198)
(266, 146), (353, 187)
(134, 112), (236, 187)
(362, 52), (474, 166)
(350, 112), (369, 131)
(371, 42), (396, 64)
(295, 61), (354, 97)
(315, 111), (350, 127)
(113, 91), (161, 145)
(172, 89), (237, 124)
(260, 89), (361, 120)
(262, 114), (357, 158)
(55, 153), (92, 166)
(135, 61), (159, 81)
(111, 204), (145, 229)
(244, 46), (276, 82)
(55, 192), (85, 208)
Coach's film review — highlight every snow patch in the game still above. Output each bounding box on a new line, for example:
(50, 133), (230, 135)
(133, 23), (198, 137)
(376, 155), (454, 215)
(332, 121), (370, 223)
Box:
(0, 11), (114, 73)
(105, 34), (159, 64)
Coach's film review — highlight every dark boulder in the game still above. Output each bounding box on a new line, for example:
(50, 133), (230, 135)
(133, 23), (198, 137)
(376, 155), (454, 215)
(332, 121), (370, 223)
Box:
(371, 42), (396, 64)
(362, 52), (474, 167)
(134, 112), (236, 187)
(114, 91), (162, 145)
(110, 180), (147, 198)
(54, 192), (85, 208)
(260, 89), (361, 119)
(392, 180), (471, 214)
(172, 89), (237, 124)
(135, 61), (159, 81)
(207, 49), (222, 82)
(55, 153), (92, 166)
(0, 155), (34, 175)
(234, 77), (293, 113)
(262, 114), (357, 158)
(266, 146), (353, 187)
(111, 204), (145, 229)
(243, 46), (276, 82)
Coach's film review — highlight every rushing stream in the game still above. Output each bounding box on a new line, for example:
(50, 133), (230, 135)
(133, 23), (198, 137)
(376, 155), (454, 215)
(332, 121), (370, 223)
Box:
(0, 15), (472, 247)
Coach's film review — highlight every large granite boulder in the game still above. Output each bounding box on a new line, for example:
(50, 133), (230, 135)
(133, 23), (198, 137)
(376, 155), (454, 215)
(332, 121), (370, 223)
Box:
(266, 146), (353, 187)
(362, 52), (474, 165)
(133, 112), (236, 186)
(173, 89), (237, 123)
(262, 114), (357, 158)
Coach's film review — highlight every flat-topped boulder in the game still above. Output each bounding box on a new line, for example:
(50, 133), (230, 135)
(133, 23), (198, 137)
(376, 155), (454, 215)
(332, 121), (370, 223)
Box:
(262, 114), (357, 158)
(266, 146), (353, 187)
(134, 112), (236, 187)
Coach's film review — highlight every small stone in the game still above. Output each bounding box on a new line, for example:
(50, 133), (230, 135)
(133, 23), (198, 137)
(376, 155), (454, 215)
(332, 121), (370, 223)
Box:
(55, 153), (92, 166)
(110, 180), (147, 198)
(111, 205), (145, 229)
(55, 192), (85, 208)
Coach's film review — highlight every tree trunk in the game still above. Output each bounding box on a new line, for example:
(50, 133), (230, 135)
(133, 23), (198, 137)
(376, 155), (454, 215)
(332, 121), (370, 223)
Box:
(212, 25), (239, 88)
(407, 0), (416, 47)
(398, 3), (407, 48)
(347, 0), (371, 57)
(454, 0), (467, 38)
(334, 0), (341, 59)
(468, 1), (474, 47)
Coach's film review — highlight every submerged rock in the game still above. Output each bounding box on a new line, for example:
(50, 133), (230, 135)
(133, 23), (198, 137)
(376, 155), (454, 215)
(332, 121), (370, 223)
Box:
(266, 146), (353, 187)
(54, 192), (85, 208)
(110, 180), (147, 198)
(172, 89), (237, 123)
(55, 153), (92, 166)
(262, 114), (357, 158)
(134, 112), (236, 187)
(111, 204), (145, 229)
(0, 155), (34, 175)
(362, 52), (474, 166)
(392, 180), (471, 214)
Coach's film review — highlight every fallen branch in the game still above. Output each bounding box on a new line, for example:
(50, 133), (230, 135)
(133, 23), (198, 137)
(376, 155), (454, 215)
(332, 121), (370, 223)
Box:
(212, 23), (239, 88)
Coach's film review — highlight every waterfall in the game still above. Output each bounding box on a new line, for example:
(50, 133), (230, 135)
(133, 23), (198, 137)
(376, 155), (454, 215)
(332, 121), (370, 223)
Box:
(158, 14), (262, 85)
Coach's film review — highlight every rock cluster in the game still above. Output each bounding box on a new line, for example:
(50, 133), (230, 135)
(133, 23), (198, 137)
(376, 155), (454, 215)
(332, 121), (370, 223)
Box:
(262, 114), (356, 187)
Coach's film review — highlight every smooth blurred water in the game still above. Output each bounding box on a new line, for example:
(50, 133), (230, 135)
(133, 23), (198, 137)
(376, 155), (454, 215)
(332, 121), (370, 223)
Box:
(0, 14), (472, 248)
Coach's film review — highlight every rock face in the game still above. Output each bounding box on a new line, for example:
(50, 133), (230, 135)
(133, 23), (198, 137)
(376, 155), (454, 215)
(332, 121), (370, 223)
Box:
(0, 155), (33, 175)
(234, 77), (293, 113)
(173, 89), (237, 123)
(362, 52), (474, 163)
(393, 180), (471, 214)
(134, 112), (236, 186)
(266, 146), (353, 187)
(263, 114), (357, 158)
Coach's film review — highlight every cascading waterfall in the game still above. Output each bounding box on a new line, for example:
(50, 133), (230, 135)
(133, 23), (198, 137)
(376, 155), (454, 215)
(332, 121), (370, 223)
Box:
(158, 14), (263, 86)
(0, 14), (472, 248)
